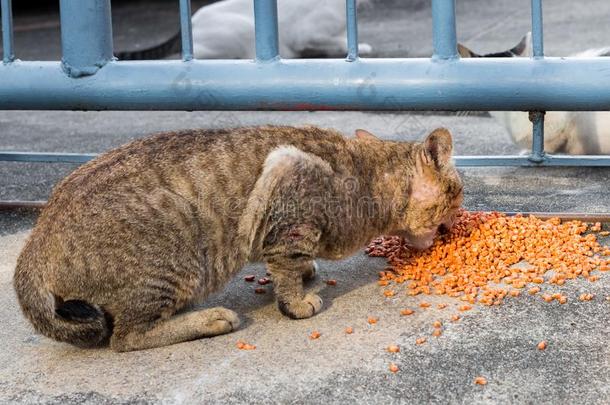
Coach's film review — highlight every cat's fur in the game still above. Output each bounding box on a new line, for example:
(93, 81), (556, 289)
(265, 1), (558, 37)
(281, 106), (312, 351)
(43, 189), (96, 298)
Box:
(14, 126), (462, 352)
(459, 33), (610, 155)
(117, 0), (373, 60)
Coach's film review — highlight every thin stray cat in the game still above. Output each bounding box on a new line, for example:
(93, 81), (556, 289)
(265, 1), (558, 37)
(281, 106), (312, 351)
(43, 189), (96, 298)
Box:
(14, 126), (462, 352)
(118, 0), (373, 60)
(459, 33), (610, 155)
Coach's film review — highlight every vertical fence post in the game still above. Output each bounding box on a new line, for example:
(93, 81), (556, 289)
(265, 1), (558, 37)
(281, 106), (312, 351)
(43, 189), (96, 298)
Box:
(253, 0), (279, 61)
(59, 0), (113, 77)
(346, 0), (359, 61)
(530, 0), (544, 58)
(179, 0), (194, 61)
(1, 0), (14, 63)
(431, 0), (458, 60)
(529, 111), (546, 163)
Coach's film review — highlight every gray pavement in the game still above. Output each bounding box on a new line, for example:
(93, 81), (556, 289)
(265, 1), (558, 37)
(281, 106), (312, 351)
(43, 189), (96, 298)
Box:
(1, 0), (610, 404)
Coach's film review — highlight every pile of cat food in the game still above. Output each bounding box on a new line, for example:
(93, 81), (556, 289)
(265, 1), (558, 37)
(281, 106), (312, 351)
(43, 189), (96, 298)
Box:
(366, 210), (610, 306)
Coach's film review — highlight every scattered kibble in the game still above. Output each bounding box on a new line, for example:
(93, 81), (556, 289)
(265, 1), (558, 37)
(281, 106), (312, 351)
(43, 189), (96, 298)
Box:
(419, 302), (431, 308)
(400, 309), (414, 316)
(432, 329), (442, 337)
(474, 376), (488, 385)
(387, 345), (400, 353)
(384, 290), (395, 297)
(537, 341), (547, 350)
(367, 317), (378, 325)
(599, 231), (610, 236)
(579, 293), (594, 301)
(344, 327), (354, 334)
(244, 275), (256, 282)
(326, 279), (337, 286)
(459, 304), (472, 311)
(254, 287), (266, 294)
(258, 277), (271, 285)
(236, 340), (256, 350)
(433, 320), (442, 328)
(415, 337), (427, 345)
(451, 314), (461, 322)
(389, 363), (399, 373)
(529, 287), (541, 295)
(437, 303), (448, 309)
(367, 211), (608, 308)
(309, 331), (321, 340)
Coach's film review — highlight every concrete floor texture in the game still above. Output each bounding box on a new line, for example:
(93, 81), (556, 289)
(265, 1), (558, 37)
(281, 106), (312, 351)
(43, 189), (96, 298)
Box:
(1, 0), (610, 404)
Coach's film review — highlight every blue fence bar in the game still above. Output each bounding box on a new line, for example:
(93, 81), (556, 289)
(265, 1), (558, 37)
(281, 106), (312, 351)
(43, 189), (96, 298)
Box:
(1, 0), (14, 63)
(346, 0), (359, 61)
(253, 0), (279, 61)
(530, 0), (544, 57)
(179, 0), (194, 61)
(59, 0), (113, 77)
(431, 0), (458, 60)
(2, 152), (609, 167)
(529, 111), (545, 162)
(2, 58), (610, 111)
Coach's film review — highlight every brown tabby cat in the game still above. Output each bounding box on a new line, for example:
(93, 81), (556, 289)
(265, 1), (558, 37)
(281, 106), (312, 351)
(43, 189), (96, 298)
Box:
(14, 126), (463, 352)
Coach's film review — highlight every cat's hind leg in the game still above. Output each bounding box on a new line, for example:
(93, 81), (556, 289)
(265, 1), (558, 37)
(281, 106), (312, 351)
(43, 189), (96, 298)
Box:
(110, 307), (240, 352)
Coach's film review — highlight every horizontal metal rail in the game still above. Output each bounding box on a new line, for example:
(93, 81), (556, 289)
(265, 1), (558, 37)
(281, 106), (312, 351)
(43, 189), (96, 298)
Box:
(2, 152), (609, 167)
(2, 58), (610, 110)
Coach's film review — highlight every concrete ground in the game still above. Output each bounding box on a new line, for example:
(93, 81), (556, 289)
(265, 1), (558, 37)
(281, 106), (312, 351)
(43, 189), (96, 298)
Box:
(1, 0), (610, 404)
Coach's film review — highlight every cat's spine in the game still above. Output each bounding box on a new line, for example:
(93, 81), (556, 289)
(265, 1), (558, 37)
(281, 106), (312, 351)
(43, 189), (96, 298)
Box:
(13, 259), (110, 347)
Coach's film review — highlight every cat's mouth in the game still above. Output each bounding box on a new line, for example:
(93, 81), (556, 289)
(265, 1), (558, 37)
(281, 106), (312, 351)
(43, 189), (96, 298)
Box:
(392, 230), (436, 251)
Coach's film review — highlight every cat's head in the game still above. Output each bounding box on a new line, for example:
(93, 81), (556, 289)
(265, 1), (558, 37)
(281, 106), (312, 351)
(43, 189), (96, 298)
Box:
(356, 128), (463, 250)
(458, 32), (532, 58)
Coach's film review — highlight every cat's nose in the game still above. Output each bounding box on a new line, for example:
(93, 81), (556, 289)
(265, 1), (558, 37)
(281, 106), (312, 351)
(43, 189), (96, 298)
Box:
(438, 223), (450, 235)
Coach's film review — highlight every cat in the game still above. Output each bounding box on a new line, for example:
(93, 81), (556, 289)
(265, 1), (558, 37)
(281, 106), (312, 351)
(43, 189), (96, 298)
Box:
(459, 33), (610, 155)
(117, 0), (373, 60)
(14, 125), (463, 352)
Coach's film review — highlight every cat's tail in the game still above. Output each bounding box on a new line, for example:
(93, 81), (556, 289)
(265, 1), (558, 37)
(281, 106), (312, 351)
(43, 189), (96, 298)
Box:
(13, 263), (111, 348)
(115, 31), (182, 60)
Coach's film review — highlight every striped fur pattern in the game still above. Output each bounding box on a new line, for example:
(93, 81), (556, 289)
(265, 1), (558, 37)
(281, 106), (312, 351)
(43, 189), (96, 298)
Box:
(14, 126), (462, 351)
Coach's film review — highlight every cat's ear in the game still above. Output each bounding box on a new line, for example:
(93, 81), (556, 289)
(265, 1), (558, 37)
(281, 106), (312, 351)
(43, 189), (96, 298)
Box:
(355, 129), (380, 142)
(457, 43), (479, 58)
(423, 128), (453, 169)
(511, 32), (532, 57)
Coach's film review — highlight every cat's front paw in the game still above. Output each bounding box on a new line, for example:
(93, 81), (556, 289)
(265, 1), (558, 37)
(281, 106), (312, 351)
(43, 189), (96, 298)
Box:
(277, 293), (323, 319)
(301, 260), (319, 281)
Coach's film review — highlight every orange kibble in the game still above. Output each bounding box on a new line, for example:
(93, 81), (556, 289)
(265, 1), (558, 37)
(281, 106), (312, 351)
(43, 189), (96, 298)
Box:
(433, 320), (442, 328)
(309, 331), (321, 340)
(378, 280), (389, 286)
(432, 329), (442, 337)
(389, 363), (399, 373)
(542, 294), (553, 303)
(236, 340), (256, 350)
(599, 231), (610, 236)
(537, 341), (547, 350)
(366, 211), (606, 312)
(367, 316), (378, 325)
(400, 309), (414, 316)
(326, 279), (337, 286)
(419, 302), (431, 308)
(344, 327), (354, 334)
(451, 314), (461, 322)
(415, 337), (427, 345)
(383, 290), (395, 297)
(474, 376), (488, 385)
(579, 293), (594, 301)
(529, 287), (541, 295)
(387, 345), (400, 353)
(459, 304), (472, 311)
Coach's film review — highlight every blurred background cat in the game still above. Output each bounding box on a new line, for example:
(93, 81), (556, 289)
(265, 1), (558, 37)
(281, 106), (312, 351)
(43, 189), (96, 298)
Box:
(459, 32), (610, 155)
(118, 0), (373, 60)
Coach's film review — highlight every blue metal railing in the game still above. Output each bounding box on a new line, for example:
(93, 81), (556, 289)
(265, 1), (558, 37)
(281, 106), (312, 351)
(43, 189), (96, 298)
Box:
(1, 0), (610, 167)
